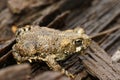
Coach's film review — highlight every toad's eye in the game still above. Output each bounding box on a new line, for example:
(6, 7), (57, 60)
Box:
(74, 39), (82, 46)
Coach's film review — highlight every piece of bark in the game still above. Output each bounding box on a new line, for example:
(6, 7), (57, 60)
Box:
(32, 0), (91, 27)
(0, 38), (16, 68)
(0, 64), (31, 80)
(15, 0), (65, 26)
(0, 38), (15, 57)
(74, 70), (88, 80)
(32, 1), (63, 26)
(100, 29), (120, 49)
(0, 50), (12, 64)
(99, 13), (120, 55)
(81, 41), (120, 80)
(33, 71), (71, 80)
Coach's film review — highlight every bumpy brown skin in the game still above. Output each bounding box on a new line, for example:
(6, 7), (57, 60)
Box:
(12, 25), (91, 78)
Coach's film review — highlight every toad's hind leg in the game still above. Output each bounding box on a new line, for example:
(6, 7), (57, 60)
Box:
(45, 55), (74, 78)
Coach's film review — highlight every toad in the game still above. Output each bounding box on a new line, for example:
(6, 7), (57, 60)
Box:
(12, 25), (91, 78)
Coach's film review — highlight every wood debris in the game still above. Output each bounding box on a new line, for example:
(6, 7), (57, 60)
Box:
(0, 0), (120, 80)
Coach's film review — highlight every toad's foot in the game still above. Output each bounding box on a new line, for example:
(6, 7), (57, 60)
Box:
(61, 68), (75, 78)
(45, 55), (75, 78)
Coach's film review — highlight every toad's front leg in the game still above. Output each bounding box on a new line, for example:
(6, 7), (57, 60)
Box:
(45, 55), (74, 78)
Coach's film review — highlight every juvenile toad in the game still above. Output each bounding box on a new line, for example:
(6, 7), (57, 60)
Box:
(12, 25), (91, 78)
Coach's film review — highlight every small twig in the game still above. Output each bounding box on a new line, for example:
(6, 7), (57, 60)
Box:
(90, 26), (120, 39)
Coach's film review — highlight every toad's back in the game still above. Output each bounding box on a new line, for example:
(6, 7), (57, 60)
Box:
(14, 25), (90, 57)
(16, 26), (63, 54)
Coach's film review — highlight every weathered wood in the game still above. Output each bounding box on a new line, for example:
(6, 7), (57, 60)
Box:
(66, 0), (120, 35)
(0, 38), (15, 57)
(82, 41), (120, 80)
(0, 50), (12, 63)
(15, 0), (87, 26)
(32, 0), (90, 27)
(0, 64), (31, 80)
(48, 11), (70, 29)
(33, 71), (71, 80)
(74, 70), (88, 80)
